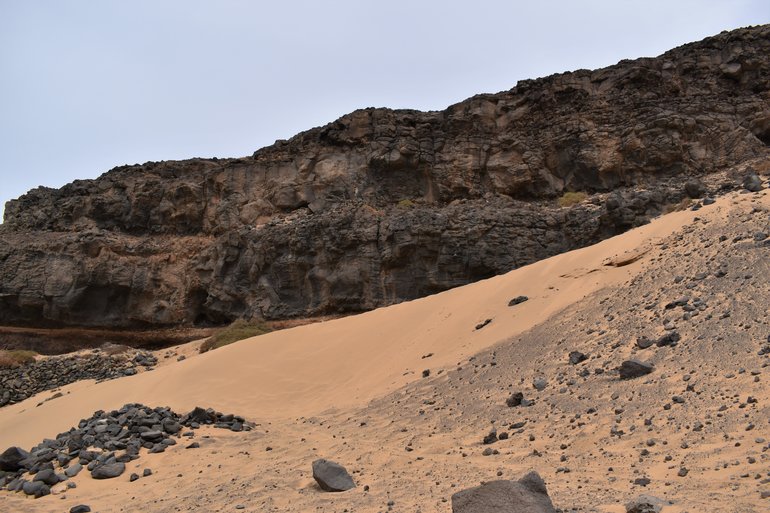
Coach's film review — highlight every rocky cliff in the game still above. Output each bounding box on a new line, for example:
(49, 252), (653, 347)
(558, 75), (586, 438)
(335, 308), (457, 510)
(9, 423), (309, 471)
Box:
(2, 25), (769, 328)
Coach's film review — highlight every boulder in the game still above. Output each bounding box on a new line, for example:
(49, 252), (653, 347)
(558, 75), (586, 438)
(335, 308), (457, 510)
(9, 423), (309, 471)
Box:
(568, 351), (588, 365)
(451, 471), (557, 513)
(743, 173), (764, 192)
(0, 446), (30, 471)
(626, 494), (666, 513)
(619, 360), (654, 379)
(22, 479), (50, 498)
(312, 459), (356, 492)
(91, 462), (125, 479)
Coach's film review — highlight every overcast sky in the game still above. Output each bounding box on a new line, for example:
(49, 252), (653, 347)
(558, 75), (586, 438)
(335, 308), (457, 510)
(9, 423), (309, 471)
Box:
(1, 1), (768, 221)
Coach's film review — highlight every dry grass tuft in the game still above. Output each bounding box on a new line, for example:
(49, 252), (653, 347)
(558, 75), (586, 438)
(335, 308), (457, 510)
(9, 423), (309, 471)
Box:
(199, 320), (273, 353)
(557, 191), (588, 207)
(0, 349), (38, 368)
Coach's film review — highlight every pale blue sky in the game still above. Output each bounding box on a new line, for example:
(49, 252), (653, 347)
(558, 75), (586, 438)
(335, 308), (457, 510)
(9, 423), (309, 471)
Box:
(1, 1), (768, 221)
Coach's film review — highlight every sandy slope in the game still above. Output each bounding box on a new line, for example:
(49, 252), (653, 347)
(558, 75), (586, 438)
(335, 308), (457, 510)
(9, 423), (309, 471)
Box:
(2, 187), (769, 512)
(1, 202), (695, 451)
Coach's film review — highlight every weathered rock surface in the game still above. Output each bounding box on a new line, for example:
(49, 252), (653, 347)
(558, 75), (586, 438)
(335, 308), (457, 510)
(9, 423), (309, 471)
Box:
(311, 458), (356, 492)
(1, 26), (769, 329)
(451, 471), (557, 513)
(626, 494), (666, 513)
(0, 447), (29, 471)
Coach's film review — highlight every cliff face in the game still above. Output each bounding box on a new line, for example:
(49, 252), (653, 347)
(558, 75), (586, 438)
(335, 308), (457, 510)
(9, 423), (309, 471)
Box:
(2, 26), (769, 328)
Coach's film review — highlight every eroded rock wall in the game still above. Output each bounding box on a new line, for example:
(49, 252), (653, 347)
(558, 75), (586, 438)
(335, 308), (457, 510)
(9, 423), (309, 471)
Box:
(1, 25), (769, 328)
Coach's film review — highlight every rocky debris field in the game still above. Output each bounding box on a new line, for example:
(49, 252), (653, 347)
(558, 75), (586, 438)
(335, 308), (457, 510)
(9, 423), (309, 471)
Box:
(0, 403), (251, 501)
(352, 189), (770, 511)
(0, 347), (158, 407)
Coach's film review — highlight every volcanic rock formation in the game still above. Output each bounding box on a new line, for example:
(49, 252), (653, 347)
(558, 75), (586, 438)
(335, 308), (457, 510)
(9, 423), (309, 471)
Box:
(1, 25), (769, 329)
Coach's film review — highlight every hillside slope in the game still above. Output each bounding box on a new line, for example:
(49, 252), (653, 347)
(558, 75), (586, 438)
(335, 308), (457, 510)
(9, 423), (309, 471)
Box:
(1, 176), (768, 512)
(1, 25), (769, 329)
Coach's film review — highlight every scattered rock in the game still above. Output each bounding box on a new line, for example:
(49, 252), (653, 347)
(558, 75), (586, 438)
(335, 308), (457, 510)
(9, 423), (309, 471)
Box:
(743, 173), (764, 192)
(311, 459), (356, 492)
(619, 360), (654, 379)
(509, 296), (529, 307)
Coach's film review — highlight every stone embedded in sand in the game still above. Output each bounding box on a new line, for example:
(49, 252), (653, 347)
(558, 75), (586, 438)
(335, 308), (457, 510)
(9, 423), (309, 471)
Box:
(70, 506), (92, 513)
(625, 494), (666, 513)
(483, 429), (498, 445)
(22, 479), (50, 498)
(656, 332), (680, 347)
(533, 377), (547, 391)
(91, 461), (125, 479)
(508, 296), (529, 307)
(312, 459), (356, 492)
(506, 392), (524, 407)
(568, 351), (588, 365)
(619, 360), (654, 379)
(0, 446), (30, 471)
(475, 319), (492, 330)
(451, 471), (557, 513)
(636, 337), (654, 349)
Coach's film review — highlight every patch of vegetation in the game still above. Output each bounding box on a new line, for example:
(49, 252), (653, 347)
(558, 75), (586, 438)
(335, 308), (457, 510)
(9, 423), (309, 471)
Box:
(0, 349), (38, 368)
(557, 191), (588, 207)
(662, 198), (694, 214)
(199, 319), (273, 353)
(397, 198), (415, 208)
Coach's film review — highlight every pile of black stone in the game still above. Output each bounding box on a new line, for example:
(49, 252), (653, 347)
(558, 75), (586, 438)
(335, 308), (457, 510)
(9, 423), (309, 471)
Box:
(0, 403), (251, 498)
(0, 350), (158, 407)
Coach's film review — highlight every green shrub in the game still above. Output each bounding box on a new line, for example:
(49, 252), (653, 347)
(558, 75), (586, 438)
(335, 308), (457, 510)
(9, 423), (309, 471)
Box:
(557, 191), (588, 207)
(199, 319), (273, 353)
(0, 349), (38, 368)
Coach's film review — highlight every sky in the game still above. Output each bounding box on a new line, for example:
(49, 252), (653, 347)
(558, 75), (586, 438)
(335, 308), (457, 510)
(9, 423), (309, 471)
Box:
(1, 1), (769, 221)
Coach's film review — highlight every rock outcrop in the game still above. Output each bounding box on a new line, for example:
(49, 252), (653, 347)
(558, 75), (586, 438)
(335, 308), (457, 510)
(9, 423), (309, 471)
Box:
(1, 26), (769, 329)
(451, 471), (557, 513)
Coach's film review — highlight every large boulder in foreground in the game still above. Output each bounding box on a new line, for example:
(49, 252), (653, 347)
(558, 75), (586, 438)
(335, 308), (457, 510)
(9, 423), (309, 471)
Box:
(451, 471), (557, 513)
(626, 494), (667, 513)
(0, 446), (30, 471)
(312, 459), (356, 492)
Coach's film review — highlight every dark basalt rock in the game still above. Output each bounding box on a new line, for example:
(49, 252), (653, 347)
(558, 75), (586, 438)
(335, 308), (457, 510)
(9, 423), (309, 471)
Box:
(0, 349), (157, 408)
(0, 447), (30, 472)
(91, 462), (125, 479)
(311, 458), (356, 492)
(1, 26), (769, 330)
(0, 403), (252, 497)
(619, 360), (654, 379)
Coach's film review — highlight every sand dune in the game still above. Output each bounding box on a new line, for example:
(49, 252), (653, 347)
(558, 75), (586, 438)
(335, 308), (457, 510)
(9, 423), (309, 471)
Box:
(1, 203), (695, 450)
